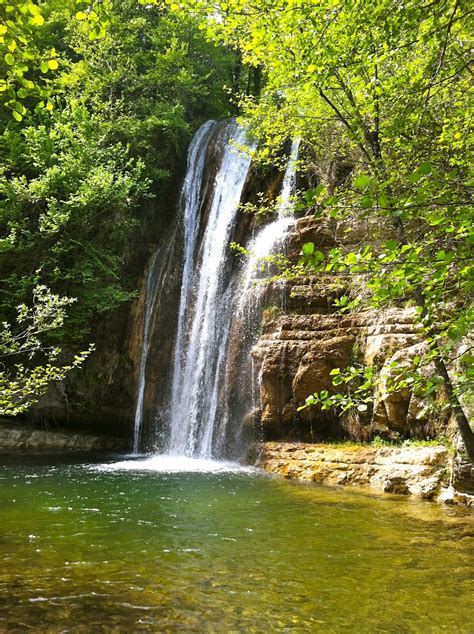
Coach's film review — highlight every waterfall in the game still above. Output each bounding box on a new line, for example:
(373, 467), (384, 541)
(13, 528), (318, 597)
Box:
(214, 138), (300, 446)
(134, 123), (298, 458)
(238, 138), (300, 313)
(133, 250), (160, 453)
(132, 121), (217, 453)
(168, 120), (255, 458)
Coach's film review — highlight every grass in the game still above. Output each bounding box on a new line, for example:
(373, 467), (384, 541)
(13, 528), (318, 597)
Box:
(306, 436), (453, 451)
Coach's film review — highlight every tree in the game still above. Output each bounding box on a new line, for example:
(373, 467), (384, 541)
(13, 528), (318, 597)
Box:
(0, 285), (93, 415)
(1, 0), (234, 415)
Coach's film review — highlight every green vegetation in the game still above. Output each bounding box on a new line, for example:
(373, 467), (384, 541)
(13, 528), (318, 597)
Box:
(1, 0), (472, 457)
(0, 284), (93, 415)
(1, 0), (234, 413)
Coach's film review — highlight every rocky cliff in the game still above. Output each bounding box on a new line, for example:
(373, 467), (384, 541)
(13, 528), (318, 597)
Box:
(251, 215), (457, 445)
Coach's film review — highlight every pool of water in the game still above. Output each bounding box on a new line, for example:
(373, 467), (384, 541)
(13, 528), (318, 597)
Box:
(1, 453), (472, 632)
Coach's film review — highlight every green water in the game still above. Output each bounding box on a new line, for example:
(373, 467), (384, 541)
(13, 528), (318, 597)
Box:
(1, 454), (473, 633)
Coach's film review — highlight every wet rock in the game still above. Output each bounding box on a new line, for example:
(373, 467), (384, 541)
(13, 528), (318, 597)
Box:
(438, 486), (474, 507)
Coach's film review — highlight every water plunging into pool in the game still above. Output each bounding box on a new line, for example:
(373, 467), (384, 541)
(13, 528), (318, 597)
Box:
(168, 121), (255, 458)
(133, 122), (300, 460)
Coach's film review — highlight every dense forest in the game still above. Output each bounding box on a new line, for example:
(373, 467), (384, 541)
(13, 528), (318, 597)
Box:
(0, 0), (237, 414)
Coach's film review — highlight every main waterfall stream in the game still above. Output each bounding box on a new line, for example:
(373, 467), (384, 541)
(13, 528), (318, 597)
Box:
(132, 120), (258, 457)
(168, 121), (255, 458)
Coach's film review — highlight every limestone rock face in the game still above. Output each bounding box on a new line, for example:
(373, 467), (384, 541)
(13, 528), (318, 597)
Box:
(252, 442), (450, 499)
(251, 216), (446, 442)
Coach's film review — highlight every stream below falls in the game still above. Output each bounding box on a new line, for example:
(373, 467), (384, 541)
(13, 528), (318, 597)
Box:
(1, 453), (473, 632)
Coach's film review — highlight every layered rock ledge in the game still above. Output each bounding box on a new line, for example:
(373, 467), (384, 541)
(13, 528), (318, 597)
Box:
(251, 442), (474, 503)
(0, 422), (126, 453)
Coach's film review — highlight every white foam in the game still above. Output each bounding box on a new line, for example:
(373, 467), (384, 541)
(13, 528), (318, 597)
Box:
(96, 454), (256, 474)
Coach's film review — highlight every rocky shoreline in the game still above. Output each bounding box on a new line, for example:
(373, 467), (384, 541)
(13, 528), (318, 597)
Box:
(251, 442), (474, 506)
(0, 421), (127, 453)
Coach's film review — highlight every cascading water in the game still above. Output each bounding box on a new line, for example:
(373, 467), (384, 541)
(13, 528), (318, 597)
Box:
(238, 138), (300, 313)
(133, 122), (298, 459)
(168, 120), (255, 458)
(214, 139), (300, 445)
(133, 250), (160, 453)
(132, 121), (217, 453)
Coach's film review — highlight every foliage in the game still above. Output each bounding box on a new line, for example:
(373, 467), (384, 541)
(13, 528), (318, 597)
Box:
(0, 0), (234, 340)
(0, 0), (48, 121)
(175, 0), (474, 454)
(299, 366), (375, 414)
(1, 103), (150, 338)
(0, 0), (234, 413)
(0, 285), (93, 415)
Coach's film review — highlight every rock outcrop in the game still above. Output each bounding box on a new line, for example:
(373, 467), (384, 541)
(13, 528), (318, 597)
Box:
(251, 216), (453, 443)
(252, 441), (450, 500)
(0, 422), (126, 453)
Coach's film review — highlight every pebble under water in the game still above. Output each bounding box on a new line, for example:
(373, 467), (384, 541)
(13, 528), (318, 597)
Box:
(1, 453), (473, 632)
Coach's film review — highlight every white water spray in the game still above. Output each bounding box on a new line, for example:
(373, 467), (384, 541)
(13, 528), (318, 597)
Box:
(238, 138), (300, 312)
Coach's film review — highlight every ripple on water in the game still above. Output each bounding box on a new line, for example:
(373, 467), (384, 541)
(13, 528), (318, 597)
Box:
(1, 454), (472, 632)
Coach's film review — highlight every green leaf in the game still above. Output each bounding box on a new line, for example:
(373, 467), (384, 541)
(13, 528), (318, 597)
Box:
(305, 183), (325, 203)
(354, 175), (370, 190)
(302, 242), (314, 255)
(75, 11), (88, 20)
(12, 110), (23, 121)
(30, 14), (44, 26)
(4, 53), (15, 66)
(418, 162), (432, 175)
(13, 101), (26, 115)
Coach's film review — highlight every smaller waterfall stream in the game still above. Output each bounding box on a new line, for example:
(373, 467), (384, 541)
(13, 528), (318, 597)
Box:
(133, 250), (160, 453)
(237, 139), (300, 312)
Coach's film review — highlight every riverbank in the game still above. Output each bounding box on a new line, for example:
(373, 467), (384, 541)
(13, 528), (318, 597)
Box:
(251, 442), (474, 506)
(0, 420), (127, 453)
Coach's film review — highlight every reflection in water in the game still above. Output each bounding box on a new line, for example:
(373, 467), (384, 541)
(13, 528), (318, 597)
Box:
(1, 455), (472, 632)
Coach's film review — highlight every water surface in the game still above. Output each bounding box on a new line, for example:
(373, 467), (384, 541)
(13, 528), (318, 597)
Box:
(1, 454), (472, 632)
